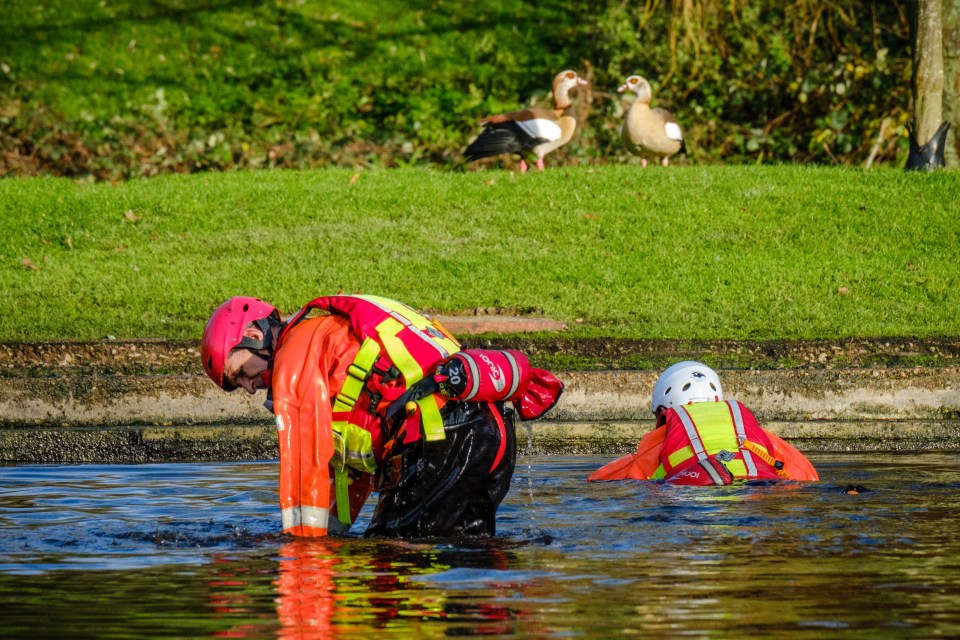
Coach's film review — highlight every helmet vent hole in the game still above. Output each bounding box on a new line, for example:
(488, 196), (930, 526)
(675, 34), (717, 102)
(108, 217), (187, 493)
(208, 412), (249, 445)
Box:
(206, 356), (213, 370)
(664, 387), (671, 395)
(710, 383), (717, 391)
(682, 383), (691, 391)
(242, 304), (249, 312)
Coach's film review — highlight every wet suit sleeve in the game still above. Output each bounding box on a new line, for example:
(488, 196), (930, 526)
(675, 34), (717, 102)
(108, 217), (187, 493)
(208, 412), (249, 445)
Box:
(587, 426), (666, 481)
(273, 316), (373, 536)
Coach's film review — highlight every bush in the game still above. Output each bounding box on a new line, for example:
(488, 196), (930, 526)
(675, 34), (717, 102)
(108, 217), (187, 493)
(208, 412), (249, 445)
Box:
(0, 0), (913, 179)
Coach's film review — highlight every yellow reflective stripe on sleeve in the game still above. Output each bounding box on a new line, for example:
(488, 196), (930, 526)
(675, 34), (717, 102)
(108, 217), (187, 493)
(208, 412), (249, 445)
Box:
(332, 338), (381, 413)
(417, 394), (445, 442)
(376, 316), (425, 384)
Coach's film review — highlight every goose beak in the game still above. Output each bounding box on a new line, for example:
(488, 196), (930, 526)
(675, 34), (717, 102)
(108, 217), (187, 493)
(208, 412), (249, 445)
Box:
(617, 84), (628, 93)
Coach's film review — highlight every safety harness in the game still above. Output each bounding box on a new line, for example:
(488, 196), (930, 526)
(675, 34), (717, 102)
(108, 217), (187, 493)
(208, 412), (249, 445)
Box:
(277, 294), (462, 524)
(662, 400), (786, 484)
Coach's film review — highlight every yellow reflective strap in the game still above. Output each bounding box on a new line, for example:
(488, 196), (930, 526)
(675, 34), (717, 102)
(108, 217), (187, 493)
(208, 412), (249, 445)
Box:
(741, 439), (789, 478)
(332, 338), (381, 413)
(376, 316), (425, 384)
(667, 445), (694, 469)
(416, 395), (446, 442)
(740, 439), (773, 464)
(334, 467), (351, 525)
(365, 294), (460, 348)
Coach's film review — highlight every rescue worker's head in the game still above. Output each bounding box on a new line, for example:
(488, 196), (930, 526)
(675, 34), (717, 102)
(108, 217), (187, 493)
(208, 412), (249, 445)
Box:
(201, 296), (282, 393)
(651, 360), (723, 416)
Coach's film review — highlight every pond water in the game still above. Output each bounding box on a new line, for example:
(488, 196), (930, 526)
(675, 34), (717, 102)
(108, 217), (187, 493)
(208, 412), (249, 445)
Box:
(1, 452), (959, 638)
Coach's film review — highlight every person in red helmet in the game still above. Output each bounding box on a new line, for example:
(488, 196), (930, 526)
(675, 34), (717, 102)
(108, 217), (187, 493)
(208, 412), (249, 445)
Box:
(202, 293), (564, 538)
(588, 361), (817, 484)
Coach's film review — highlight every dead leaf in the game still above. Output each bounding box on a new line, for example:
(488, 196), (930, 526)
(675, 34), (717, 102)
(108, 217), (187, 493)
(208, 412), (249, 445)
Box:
(65, 236), (73, 249)
(907, 263), (915, 271)
(349, 173), (361, 186)
(20, 258), (39, 270)
(583, 213), (600, 221)
(123, 209), (141, 222)
(482, 179), (496, 186)
(838, 286), (849, 295)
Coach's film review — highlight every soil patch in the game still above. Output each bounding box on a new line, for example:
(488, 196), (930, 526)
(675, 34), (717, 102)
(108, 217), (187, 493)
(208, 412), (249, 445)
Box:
(3, 336), (959, 377)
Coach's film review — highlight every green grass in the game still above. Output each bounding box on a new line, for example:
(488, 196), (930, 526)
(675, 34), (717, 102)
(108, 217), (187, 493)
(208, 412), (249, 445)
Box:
(3, 165), (959, 342)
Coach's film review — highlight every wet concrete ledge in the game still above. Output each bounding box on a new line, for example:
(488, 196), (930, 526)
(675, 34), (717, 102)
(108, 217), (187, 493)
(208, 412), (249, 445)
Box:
(1, 369), (959, 462)
(2, 337), (960, 462)
(2, 419), (958, 464)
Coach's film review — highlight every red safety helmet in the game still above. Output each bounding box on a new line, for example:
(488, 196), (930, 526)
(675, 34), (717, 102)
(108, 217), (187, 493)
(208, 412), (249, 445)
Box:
(201, 296), (279, 391)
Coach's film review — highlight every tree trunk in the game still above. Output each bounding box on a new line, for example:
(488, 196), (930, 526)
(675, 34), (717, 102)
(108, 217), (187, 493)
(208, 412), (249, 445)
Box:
(943, 0), (960, 167)
(909, 0), (948, 169)
(914, 0), (945, 142)
(913, 0), (949, 145)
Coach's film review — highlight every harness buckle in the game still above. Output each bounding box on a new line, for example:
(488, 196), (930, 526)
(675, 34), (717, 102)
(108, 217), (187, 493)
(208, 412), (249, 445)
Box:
(347, 363), (369, 382)
(379, 366), (401, 384)
(335, 394), (357, 410)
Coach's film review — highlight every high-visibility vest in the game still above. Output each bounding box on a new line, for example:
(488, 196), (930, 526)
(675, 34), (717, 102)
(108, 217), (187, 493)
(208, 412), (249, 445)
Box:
(286, 293), (461, 440)
(656, 400), (784, 482)
(274, 295), (461, 532)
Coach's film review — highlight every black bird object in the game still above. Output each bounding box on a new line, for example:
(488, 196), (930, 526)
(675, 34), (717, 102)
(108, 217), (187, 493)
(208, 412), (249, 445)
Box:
(905, 121), (950, 171)
(842, 484), (872, 495)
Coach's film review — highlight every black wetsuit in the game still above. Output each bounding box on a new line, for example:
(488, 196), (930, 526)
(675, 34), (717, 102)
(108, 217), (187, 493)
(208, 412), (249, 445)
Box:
(366, 401), (516, 538)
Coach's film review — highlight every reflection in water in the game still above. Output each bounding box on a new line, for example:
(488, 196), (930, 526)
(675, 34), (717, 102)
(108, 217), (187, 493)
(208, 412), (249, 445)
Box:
(1, 453), (960, 638)
(273, 538), (531, 638)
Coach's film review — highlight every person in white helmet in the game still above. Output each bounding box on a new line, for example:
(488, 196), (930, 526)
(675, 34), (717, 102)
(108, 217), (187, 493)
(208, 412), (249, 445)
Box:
(588, 361), (818, 484)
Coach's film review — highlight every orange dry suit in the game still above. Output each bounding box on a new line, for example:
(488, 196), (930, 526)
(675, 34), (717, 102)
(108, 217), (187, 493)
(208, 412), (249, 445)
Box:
(269, 294), (564, 537)
(588, 400), (818, 484)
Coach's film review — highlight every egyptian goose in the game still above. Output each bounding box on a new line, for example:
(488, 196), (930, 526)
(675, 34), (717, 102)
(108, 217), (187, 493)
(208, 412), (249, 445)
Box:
(464, 70), (589, 172)
(618, 75), (684, 167)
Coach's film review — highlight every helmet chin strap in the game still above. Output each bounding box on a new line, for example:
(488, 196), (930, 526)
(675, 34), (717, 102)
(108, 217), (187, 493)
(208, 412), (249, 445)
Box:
(232, 311), (284, 410)
(235, 312), (284, 361)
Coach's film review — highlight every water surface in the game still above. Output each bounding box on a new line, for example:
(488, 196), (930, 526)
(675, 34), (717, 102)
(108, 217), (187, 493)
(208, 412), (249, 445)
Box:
(1, 453), (959, 638)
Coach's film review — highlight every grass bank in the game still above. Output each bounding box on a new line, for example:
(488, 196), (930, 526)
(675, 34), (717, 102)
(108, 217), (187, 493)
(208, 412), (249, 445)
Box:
(3, 165), (959, 343)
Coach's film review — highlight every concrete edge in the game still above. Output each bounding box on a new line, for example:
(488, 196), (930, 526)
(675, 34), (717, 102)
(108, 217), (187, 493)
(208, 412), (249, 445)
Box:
(2, 419), (958, 464)
(3, 367), (960, 462)
(4, 368), (960, 427)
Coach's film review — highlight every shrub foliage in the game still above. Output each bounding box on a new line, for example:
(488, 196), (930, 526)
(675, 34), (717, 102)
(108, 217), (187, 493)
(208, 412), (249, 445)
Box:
(0, 0), (912, 179)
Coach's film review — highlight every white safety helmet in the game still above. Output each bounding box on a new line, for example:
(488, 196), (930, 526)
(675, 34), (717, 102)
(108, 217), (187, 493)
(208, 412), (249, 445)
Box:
(651, 360), (723, 415)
